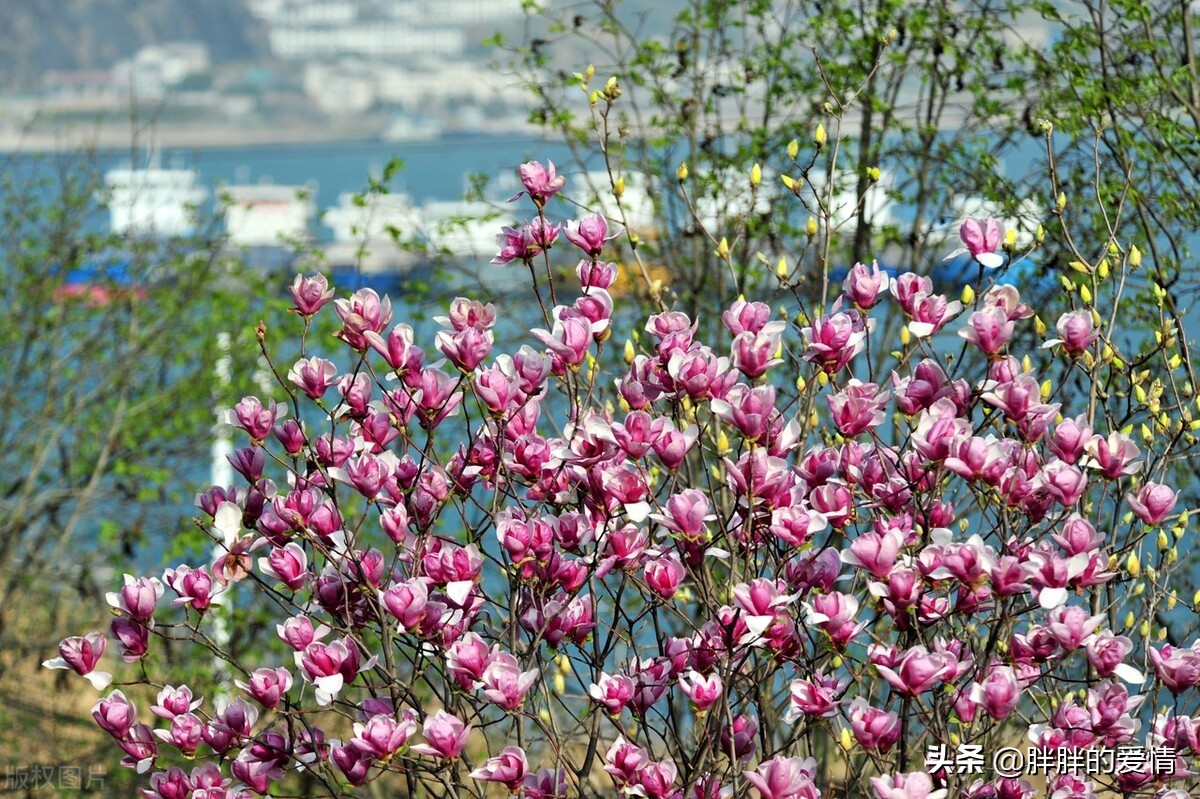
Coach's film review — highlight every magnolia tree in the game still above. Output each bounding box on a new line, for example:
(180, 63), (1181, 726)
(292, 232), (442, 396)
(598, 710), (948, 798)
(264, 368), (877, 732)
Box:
(48, 159), (1200, 799)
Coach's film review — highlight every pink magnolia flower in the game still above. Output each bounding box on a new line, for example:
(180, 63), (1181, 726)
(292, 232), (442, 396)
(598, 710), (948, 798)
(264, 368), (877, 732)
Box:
(847, 697), (902, 752)
(678, 670), (723, 712)
(363, 323), (424, 376)
(826, 380), (889, 437)
(841, 529), (904, 579)
(92, 689), (137, 738)
(259, 543), (308, 591)
(565, 214), (616, 256)
(711, 384), (776, 442)
(1126, 481), (1178, 525)
(637, 759), (681, 799)
(224, 396), (286, 441)
(842, 260), (888, 309)
(436, 326), (494, 373)
(967, 665), (1022, 720)
(801, 311), (867, 374)
(1045, 605), (1104, 650)
(288, 273), (335, 316)
(446, 633), (492, 686)
(471, 746), (529, 790)
(956, 217), (1004, 268)
(731, 322), (786, 378)
(604, 736), (650, 785)
(1080, 431), (1141, 479)
(804, 592), (865, 651)
(1036, 459), (1088, 507)
(297, 636), (373, 705)
(1043, 309), (1099, 356)
(589, 672), (636, 715)
(958, 306), (1014, 356)
(350, 710), (419, 759)
(153, 712), (205, 756)
(666, 346), (730, 400)
(516, 160), (566, 206)
(330, 744), (372, 786)
(723, 299), (772, 336)
(1086, 631), (1143, 684)
(870, 772), (948, 799)
(288, 357), (338, 400)
(105, 574), (163, 624)
(1049, 415), (1093, 464)
(644, 553), (687, 599)
(743, 756), (820, 799)
(532, 310), (592, 369)
(333, 288), (393, 350)
(235, 667), (293, 709)
(1149, 645), (1200, 695)
(784, 673), (848, 721)
(479, 651), (538, 710)
(874, 646), (956, 696)
(44, 632), (111, 690)
(524, 767), (569, 799)
(150, 685), (202, 720)
(905, 292), (962, 338)
(577, 259), (618, 290)
(492, 219), (560, 264)
(410, 710), (471, 758)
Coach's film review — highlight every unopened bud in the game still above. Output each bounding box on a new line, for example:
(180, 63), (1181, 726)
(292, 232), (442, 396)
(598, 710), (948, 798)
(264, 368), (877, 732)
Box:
(961, 284), (975, 305)
(1056, 191), (1067, 211)
(750, 163), (762, 187)
(814, 123), (828, 147)
(677, 162), (689, 181)
(776, 257), (788, 279)
(623, 339), (635, 364)
(613, 176), (625, 198)
(1126, 551), (1141, 577)
(716, 237), (730, 258)
(805, 216), (819, 237)
(1130, 245), (1142, 268)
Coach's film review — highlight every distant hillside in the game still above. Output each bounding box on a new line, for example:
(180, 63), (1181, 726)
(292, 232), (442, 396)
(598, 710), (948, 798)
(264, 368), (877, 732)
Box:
(0, 0), (268, 91)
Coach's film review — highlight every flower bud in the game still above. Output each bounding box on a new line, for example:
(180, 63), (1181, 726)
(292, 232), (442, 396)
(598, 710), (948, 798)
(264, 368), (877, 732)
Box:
(786, 139), (799, 159)
(814, 123), (828, 147)
(805, 216), (818, 237)
(1130, 245), (1142, 267)
(677, 162), (689, 181)
(750, 163), (762, 187)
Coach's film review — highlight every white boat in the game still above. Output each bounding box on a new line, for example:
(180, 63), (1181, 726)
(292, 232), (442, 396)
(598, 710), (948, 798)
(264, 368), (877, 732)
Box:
(322, 190), (423, 244)
(105, 159), (208, 239)
(423, 199), (503, 259)
(220, 184), (314, 247)
(321, 191), (424, 274)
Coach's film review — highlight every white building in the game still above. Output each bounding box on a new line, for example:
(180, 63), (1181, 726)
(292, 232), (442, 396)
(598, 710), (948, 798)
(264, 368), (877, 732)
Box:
(269, 24), (465, 58)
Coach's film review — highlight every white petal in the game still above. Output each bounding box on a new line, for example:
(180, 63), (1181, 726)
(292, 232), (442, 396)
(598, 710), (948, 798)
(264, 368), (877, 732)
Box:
(84, 671), (114, 691)
(1114, 663), (1146, 684)
(624, 502), (651, 523)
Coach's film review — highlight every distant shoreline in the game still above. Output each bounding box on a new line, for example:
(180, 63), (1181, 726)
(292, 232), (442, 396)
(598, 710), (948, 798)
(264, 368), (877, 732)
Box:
(0, 123), (389, 154)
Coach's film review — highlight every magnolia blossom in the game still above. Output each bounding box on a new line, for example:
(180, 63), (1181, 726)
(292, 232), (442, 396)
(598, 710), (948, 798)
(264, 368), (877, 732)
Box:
(43, 632), (111, 690)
